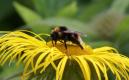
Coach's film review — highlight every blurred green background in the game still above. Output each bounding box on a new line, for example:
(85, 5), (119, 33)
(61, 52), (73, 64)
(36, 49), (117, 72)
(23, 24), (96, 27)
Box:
(1, 0), (129, 79)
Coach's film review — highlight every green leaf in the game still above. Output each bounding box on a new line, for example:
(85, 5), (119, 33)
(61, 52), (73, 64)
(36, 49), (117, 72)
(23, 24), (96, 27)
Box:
(114, 15), (129, 56)
(13, 2), (42, 24)
(109, 0), (129, 13)
(89, 41), (114, 48)
(62, 62), (84, 80)
(56, 1), (77, 18)
(78, 0), (112, 21)
(33, 0), (72, 17)
(114, 15), (129, 37)
(0, 62), (23, 80)
(29, 18), (95, 35)
(0, 0), (13, 21)
(115, 30), (129, 56)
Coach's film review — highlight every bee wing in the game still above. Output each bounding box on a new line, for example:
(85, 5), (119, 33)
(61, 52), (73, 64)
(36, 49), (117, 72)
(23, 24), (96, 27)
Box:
(67, 27), (87, 37)
(63, 30), (87, 37)
(75, 31), (87, 37)
(63, 30), (72, 33)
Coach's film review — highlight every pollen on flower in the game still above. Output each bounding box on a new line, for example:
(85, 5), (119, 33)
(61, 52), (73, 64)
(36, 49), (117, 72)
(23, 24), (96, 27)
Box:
(47, 41), (93, 56)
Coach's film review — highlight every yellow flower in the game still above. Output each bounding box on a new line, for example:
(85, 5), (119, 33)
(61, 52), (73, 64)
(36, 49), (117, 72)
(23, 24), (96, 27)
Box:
(0, 31), (129, 80)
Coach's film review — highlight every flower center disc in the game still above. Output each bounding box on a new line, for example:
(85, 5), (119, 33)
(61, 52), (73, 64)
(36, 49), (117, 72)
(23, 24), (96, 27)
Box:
(47, 41), (93, 56)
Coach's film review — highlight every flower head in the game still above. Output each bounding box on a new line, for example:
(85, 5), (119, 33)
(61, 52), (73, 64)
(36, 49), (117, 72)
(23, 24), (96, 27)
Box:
(0, 31), (129, 80)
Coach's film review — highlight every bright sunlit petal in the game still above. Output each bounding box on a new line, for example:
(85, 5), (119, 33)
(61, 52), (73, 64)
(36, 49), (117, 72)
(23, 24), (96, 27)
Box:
(0, 31), (129, 80)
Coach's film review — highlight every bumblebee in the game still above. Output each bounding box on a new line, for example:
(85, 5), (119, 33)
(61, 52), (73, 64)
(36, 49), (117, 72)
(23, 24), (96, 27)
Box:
(50, 26), (84, 49)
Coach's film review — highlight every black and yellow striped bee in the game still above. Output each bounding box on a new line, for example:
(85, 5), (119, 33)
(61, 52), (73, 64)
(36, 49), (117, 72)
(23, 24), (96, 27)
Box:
(51, 26), (84, 49)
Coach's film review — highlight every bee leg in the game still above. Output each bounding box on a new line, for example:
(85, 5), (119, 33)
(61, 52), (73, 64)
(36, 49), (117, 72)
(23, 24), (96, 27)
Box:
(64, 40), (67, 49)
(64, 40), (70, 56)
(78, 44), (84, 49)
(52, 40), (54, 46)
(74, 40), (84, 49)
(55, 40), (57, 45)
(75, 42), (84, 49)
(64, 36), (68, 49)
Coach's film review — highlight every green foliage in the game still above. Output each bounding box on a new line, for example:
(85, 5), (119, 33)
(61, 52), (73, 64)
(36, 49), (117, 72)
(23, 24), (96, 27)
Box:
(109, 0), (129, 13)
(33, 0), (73, 17)
(114, 15), (129, 37)
(14, 2), (42, 25)
(1, 0), (129, 79)
(0, 66), (3, 74)
(115, 30), (129, 56)
(78, 0), (113, 21)
(114, 15), (129, 56)
(0, 0), (13, 21)
(0, 62), (23, 80)
(13, 0), (129, 54)
(14, 1), (95, 36)
(56, 1), (77, 18)
(89, 41), (114, 48)
(0, 0), (33, 30)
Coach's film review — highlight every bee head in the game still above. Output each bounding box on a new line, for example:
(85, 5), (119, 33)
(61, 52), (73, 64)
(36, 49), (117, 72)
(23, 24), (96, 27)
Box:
(59, 26), (68, 31)
(51, 26), (68, 33)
